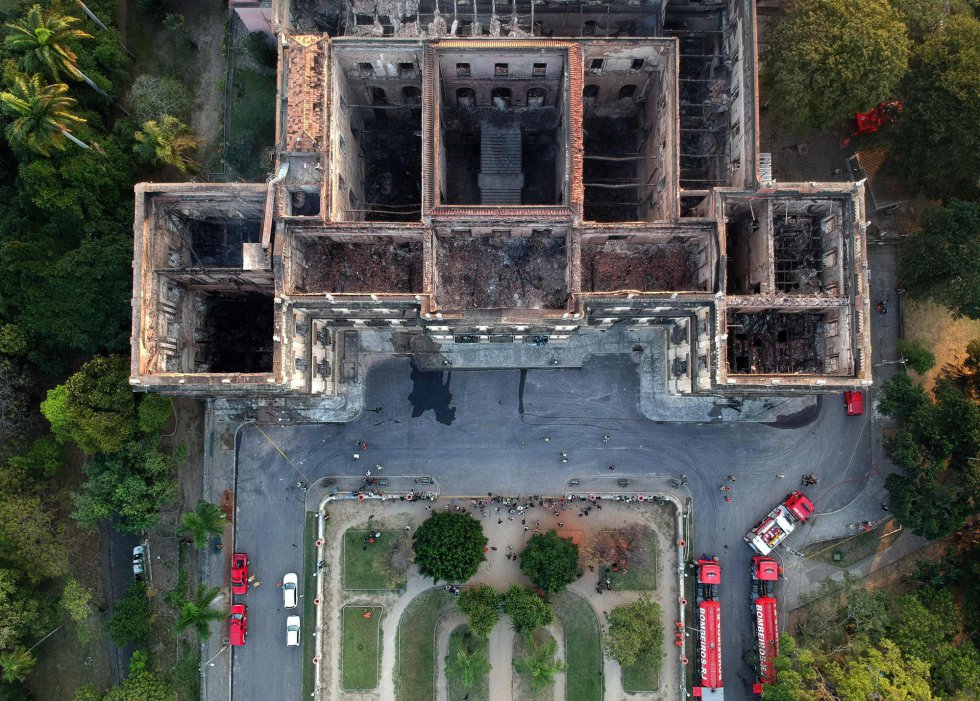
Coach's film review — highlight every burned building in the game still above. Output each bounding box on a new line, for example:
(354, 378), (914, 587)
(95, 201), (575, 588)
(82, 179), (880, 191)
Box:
(130, 0), (872, 400)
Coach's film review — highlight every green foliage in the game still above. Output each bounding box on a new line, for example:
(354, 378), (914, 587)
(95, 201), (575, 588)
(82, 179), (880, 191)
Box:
(3, 4), (93, 82)
(762, 0), (909, 130)
(101, 650), (172, 701)
(946, 338), (980, 399)
(134, 115), (198, 174)
(72, 438), (182, 532)
(412, 512), (486, 583)
(0, 73), (87, 156)
(0, 324), (27, 356)
(830, 639), (932, 701)
(6, 435), (66, 479)
(137, 394), (172, 434)
(60, 577), (94, 625)
(897, 339), (936, 374)
(181, 500), (226, 549)
(0, 357), (32, 444)
(0, 489), (69, 580)
(109, 580), (150, 648)
(243, 32), (277, 70)
(174, 585), (225, 639)
(502, 585), (553, 635)
(891, 0), (968, 43)
(603, 595), (662, 668)
(890, 16), (980, 200)
(900, 201), (980, 319)
(444, 633), (491, 690)
(42, 355), (137, 453)
(513, 633), (566, 691)
(456, 584), (501, 639)
(226, 67), (275, 179)
(520, 530), (579, 593)
(0, 647), (35, 683)
(0, 566), (54, 652)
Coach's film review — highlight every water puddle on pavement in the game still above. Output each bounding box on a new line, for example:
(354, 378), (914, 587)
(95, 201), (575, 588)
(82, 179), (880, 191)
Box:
(408, 366), (456, 425)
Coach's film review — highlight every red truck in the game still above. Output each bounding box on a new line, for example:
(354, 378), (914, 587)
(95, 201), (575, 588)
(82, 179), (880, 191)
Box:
(745, 492), (814, 556)
(751, 557), (780, 695)
(694, 559), (725, 699)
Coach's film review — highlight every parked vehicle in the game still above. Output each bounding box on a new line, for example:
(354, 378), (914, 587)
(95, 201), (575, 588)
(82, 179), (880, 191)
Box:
(231, 553), (249, 595)
(132, 545), (146, 578)
(286, 616), (301, 647)
(744, 492), (814, 555)
(695, 559), (725, 699)
(282, 572), (298, 609)
(751, 557), (780, 695)
(844, 390), (864, 416)
(229, 604), (247, 646)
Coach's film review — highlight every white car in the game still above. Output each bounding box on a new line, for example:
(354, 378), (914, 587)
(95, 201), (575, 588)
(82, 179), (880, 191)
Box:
(132, 545), (146, 578)
(286, 616), (301, 647)
(282, 572), (298, 609)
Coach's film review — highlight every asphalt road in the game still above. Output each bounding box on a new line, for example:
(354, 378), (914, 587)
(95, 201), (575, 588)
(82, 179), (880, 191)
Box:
(233, 353), (872, 701)
(100, 521), (138, 684)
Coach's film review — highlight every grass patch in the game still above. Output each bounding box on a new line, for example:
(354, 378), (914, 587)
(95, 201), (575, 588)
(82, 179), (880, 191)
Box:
(226, 66), (275, 180)
(302, 513), (317, 700)
(341, 605), (382, 690)
(553, 590), (603, 701)
(445, 625), (489, 701)
(343, 529), (408, 590)
(513, 629), (555, 701)
(622, 651), (661, 693)
(801, 527), (889, 568)
(170, 640), (201, 701)
(612, 535), (658, 591)
(396, 588), (456, 701)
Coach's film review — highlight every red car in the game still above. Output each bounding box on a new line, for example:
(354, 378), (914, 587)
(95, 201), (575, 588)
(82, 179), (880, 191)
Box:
(231, 553), (248, 595)
(229, 604), (247, 646)
(844, 391), (864, 416)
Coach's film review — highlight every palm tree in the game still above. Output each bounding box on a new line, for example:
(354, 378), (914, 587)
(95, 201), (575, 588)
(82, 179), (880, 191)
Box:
(3, 4), (107, 96)
(181, 500), (226, 549)
(135, 115), (200, 174)
(445, 636), (492, 690)
(175, 585), (226, 639)
(0, 74), (89, 156)
(0, 647), (37, 684)
(514, 634), (567, 691)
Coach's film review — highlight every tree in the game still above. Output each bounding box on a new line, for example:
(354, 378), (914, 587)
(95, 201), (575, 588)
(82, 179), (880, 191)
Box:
(174, 585), (225, 639)
(137, 394), (172, 434)
(109, 581), (150, 647)
(0, 74), (88, 156)
(41, 355), (138, 454)
(72, 439), (182, 533)
(0, 567), (53, 653)
(830, 639), (932, 701)
(900, 201), (980, 319)
(0, 648), (35, 684)
(897, 339), (936, 374)
(444, 634), (491, 690)
(102, 650), (172, 701)
(127, 74), (192, 123)
(412, 512), (487, 583)
(0, 358), (32, 445)
(603, 595), (663, 668)
(457, 585), (501, 639)
(6, 436), (66, 480)
(0, 491), (70, 581)
(520, 530), (579, 593)
(502, 585), (553, 635)
(890, 15), (980, 200)
(134, 116), (199, 174)
(513, 633), (566, 691)
(181, 500), (226, 549)
(762, 0), (909, 130)
(3, 4), (108, 96)
(944, 338), (980, 399)
(61, 577), (96, 643)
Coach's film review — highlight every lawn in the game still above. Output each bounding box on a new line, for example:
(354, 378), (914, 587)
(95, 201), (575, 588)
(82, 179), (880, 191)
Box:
(227, 66), (275, 180)
(513, 629), (555, 701)
(610, 534), (658, 591)
(622, 651), (661, 693)
(343, 529), (409, 590)
(302, 513), (317, 699)
(553, 591), (603, 701)
(341, 605), (383, 690)
(395, 588), (456, 701)
(445, 625), (489, 701)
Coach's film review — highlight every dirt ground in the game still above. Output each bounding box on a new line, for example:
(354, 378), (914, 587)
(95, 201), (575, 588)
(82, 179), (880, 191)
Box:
(436, 234), (569, 310)
(583, 241), (703, 292)
(903, 299), (980, 393)
(318, 495), (680, 701)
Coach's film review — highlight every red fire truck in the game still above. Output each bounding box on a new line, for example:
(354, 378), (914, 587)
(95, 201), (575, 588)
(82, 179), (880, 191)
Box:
(694, 559), (724, 699)
(744, 492), (814, 555)
(751, 557), (780, 695)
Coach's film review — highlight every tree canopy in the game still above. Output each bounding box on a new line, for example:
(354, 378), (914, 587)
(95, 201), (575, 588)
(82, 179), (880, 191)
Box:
(900, 201), (980, 319)
(412, 512), (487, 583)
(502, 585), (554, 635)
(890, 15), (980, 200)
(762, 0), (909, 130)
(457, 584), (501, 639)
(603, 595), (663, 668)
(519, 530), (579, 593)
